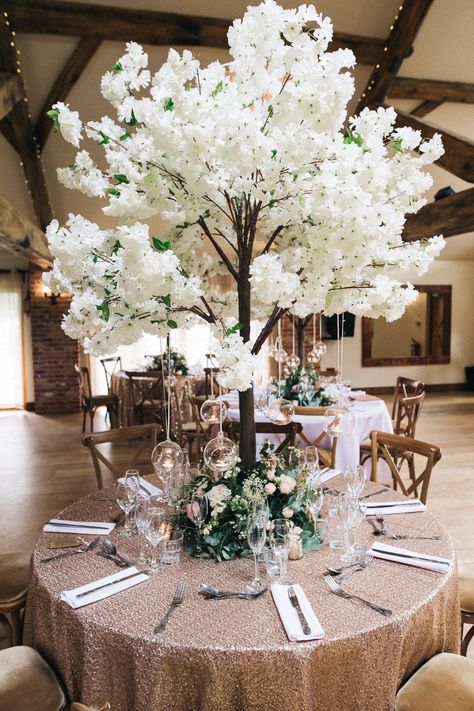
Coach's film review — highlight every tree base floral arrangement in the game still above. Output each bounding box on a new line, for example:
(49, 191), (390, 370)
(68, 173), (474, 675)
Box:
(279, 366), (336, 407)
(175, 443), (321, 561)
(145, 349), (189, 375)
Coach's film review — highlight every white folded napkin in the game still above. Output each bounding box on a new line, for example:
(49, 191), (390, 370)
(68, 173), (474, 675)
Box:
(43, 519), (115, 535)
(320, 468), (341, 484)
(364, 499), (426, 516)
(370, 541), (451, 573)
(117, 476), (162, 498)
(350, 390), (366, 396)
(60, 566), (149, 609)
(271, 583), (325, 642)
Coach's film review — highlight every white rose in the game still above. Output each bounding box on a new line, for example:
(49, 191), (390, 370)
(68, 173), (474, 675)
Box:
(282, 507), (294, 519)
(206, 484), (231, 510)
(264, 482), (276, 495)
(279, 474), (296, 495)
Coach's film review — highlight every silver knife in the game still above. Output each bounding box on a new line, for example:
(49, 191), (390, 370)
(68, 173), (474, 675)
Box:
(76, 570), (146, 598)
(374, 548), (450, 566)
(365, 502), (422, 509)
(288, 586), (311, 635)
(47, 521), (110, 530)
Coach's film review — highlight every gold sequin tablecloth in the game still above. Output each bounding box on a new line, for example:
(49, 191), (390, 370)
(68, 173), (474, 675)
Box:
(24, 479), (460, 711)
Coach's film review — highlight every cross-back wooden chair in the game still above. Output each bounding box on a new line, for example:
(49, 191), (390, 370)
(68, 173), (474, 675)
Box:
(223, 421), (303, 455)
(179, 382), (216, 461)
(100, 356), (122, 393)
(391, 376), (424, 420)
(75, 364), (118, 433)
(82, 423), (160, 489)
(370, 431), (441, 504)
(393, 391), (425, 437)
(125, 371), (166, 426)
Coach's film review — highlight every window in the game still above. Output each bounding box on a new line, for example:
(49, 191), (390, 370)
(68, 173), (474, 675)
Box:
(0, 272), (24, 408)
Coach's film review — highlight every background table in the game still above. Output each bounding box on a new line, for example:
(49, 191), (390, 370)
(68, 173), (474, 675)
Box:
(24, 478), (459, 711)
(228, 399), (393, 469)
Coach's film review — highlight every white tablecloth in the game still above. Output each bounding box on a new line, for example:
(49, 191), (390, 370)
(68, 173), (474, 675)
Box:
(228, 398), (393, 470)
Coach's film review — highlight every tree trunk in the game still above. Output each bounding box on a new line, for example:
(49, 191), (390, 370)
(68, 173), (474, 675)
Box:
(237, 252), (256, 469)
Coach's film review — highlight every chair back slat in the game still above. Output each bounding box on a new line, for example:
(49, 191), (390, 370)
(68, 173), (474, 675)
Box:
(394, 391), (425, 438)
(391, 376), (424, 419)
(223, 421), (303, 455)
(82, 424), (159, 489)
(100, 356), (122, 391)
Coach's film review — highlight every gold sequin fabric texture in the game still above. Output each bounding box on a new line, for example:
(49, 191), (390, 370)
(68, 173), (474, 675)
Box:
(24, 477), (460, 711)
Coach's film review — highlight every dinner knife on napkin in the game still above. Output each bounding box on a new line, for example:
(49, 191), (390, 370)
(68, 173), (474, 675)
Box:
(76, 569), (145, 598)
(288, 586), (311, 635)
(46, 521), (111, 531)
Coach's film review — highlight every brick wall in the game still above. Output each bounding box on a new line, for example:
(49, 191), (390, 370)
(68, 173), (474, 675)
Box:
(281, 314), (321, 364)
(29, 268), (80, 414)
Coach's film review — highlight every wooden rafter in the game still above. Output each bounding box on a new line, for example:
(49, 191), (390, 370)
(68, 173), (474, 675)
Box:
(4, 0), (385, 66)
(357, 0), (434, 114)
(390, 107), (474, 183)
(402, 187), (474, 242)
(0, 71), (24, 120)
(411, 101), (443, 118)
(0, 13), (52, 230)
(390, 76), (474, 104)
(0, 194), (52, 268)
(36, 36), (101, 150)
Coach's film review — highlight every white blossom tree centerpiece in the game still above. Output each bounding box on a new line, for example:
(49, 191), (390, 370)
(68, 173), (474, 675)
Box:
(45, 0), (444, 469)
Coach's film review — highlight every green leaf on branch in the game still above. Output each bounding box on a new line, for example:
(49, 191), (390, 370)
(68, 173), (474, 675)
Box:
(271, 149), (277, 160)
(120, 131), (131, 141)
(124, 109), (138, 127)
(164, 97), (174, 111)
(389, 138), (403, 153)
(212, 80), (224, 97)
(111, 61), (123, 73)
(113, 174), (129, 184)
(161, 294), (171, 308)
(46, 109), (60, 132)
(96, 301), (110, 321)
(343, 129), (363, 147)
(99, 131), (110, 145)
(225, 322), (243, 336)
(152, 237), (172, 252)
(110, 240), (122, 256)
(167, 319), (178, 329)
(268, 104), (274, 118)
(106, 188), (120, 197)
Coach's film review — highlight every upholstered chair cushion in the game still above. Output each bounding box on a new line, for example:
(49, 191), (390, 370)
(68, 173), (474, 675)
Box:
(395, 653), (474, 711)
(0, 553), (30, 604)
(0, 646), (66, 711)
(71, 703), (110, 711)
(458, 560), (474, 611)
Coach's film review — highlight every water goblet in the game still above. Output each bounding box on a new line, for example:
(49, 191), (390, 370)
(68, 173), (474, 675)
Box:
(246, 513), (267, 592)
(144, 505), (166, 574)
(189, 494), (208, 555)
(134, 497), (151, 567)
(270, 518), (292, 585)
(306, 485), (324, 525)
(116, 479), (139, 537)
(338, 492), (359, 563)
(343, 464), (365, 499)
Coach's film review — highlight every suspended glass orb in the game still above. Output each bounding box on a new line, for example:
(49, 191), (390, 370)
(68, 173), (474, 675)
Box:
(268, 344), (279, 359)
(306, 349), (319, 366)
(314, 341), (327, 358)
(200, 398), (228, 424)
(286, 353), (301, 370)
(322, 406), (355, 437)
(267, 397), (295, 425)
(151, 439), (184, 474)
(274, 349), (288, 364)
(203, 431), (238, 473)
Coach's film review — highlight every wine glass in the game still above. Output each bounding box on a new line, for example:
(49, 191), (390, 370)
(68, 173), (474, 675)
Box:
(344, 464), (365, 499)
(189, 494), (208, 555)
(246, 513), (267, 592)
(270, 518), (292, 585)
(116, 479), (139, 537)
(134, 497), (151, 567)
(306, 485), (324, 524)
(305, 446), (320, 481)
(338, 492), (358, 563)
(144, 505), (166, 574)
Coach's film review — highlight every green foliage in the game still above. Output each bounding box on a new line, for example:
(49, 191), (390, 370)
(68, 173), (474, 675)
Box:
(113, 174), (129, 184)
(225, 322), (243, 336)
(152, 237), (172, 252)
(124, 109), (138, 127)
(212, 80), (224, 97)
(146, 349), (189, 375)
(106, 188), (120, 197)
(164, 97), (174, 111)
(96, 300), (110, 321)
(46, 108), (60, 132)
(389, 138), (403, 153)
(161, 294), (172, 308)
(110, 61), (123, 73)
(99, 131), (110, 145)
(343, 128), (364, 147)
(167, 319), (178, 329)
(279, 367), (336, 406)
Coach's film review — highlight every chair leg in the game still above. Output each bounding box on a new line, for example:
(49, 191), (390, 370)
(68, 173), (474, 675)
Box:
(461, 618), (474, 656)
(0, 613), (12, 647)
(82, 407), (86, 434)
(10, 609), (23, 646)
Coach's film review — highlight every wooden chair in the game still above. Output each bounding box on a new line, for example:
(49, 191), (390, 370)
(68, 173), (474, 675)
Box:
(100, 356), (122, 393)
(395, 653), (474, 711)
(391, 376), (424, 421)
(125, 371), (166, 426)
(0, 646), (66, 710)
(370, 431), (441, 504)
(204, 366), (221, 398)
(82, 424), (159, 489)
(75, 365), (118, 433)
(223, 421), (303, 455)
(0, 552), (31, 647)
(178, 383), (215, 461)
(458, 561), (474, 656)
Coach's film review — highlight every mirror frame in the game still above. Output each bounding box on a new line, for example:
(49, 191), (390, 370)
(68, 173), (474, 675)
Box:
(362, 285), (452, 367)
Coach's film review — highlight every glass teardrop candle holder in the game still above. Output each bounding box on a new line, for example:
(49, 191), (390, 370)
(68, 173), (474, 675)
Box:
(267, 397), (295, 425)
(322, 406), (355, 437)
(274, 349), (288, 364)
(203, 431), (238, 474)
(151, 439), (184, 474)
(313, 341), (327, 358)
(306, 349), (319, 366)
(286, 353), (301, 370)
(200, 398), (228, 424)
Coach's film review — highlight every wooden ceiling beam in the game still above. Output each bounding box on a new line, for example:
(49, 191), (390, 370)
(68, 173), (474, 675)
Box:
(411, 100), (443, 118)
(0, 71), (24, 120)
(402, 187), (474, 242)
(390, 106), (474, 182)
(0, 12), (53, 231)
(356, 0), (434, 114)
(390, 76), (474, 104)
(4, 0), (385, 65)
(0, 194), (52, 268)
(36, 36), (101, 151)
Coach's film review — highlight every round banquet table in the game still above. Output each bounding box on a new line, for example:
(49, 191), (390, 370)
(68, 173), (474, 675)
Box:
(228, 398), (393, 470)
(24, 478), (460, 711)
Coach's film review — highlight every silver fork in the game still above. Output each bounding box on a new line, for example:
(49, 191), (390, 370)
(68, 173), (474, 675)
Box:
(323, 575), (392, 617)
(40, 536), (100, 563)
(154, 583), (186, 634)
(336, 553), (373, 582)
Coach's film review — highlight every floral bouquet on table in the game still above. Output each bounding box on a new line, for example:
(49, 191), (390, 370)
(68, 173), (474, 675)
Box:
(175, 443), (321, 561)
(145, 350), (189, 375)
(279, 367), (336, 407)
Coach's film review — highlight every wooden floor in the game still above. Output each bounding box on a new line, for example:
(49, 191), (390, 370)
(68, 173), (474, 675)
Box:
(1, 391), (473, 559)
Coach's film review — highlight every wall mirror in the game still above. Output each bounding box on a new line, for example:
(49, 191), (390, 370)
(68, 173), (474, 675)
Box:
(362, 285), (451, 367)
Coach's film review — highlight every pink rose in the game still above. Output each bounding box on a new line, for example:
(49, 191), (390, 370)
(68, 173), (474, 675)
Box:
(282, 507), (294, 519)
(267, 469), (276, 481)
(264, 482), (276, 495)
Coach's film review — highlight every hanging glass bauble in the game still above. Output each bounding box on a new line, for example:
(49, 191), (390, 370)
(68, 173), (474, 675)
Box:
(286, 353), (301, 370)
(322, 406), (355, 437)
(268, 343), (279, 359)
(267, 397), (295, 425)
(200, 399), (228, 424)
(203, 431), (238, 473)
(314, 341), (327, 358)
(306, 349), (319, 366)
(274, 349), (288, 363)
(151, 439), (184, 474)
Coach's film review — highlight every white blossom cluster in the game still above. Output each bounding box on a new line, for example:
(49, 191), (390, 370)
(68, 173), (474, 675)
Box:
(46, 0), (444, 390)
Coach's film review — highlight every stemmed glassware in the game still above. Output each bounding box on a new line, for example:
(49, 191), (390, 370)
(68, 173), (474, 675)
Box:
(144, 504), (166, 574)
(337, 492), (365, 563)
(189, 493), (208, 555)
(116, 478), (139, 537)
(246, 513), (267, 592)
(344, 464), (365, 498)
(134, 497), (151, 567)
(270, 518), (291, 585)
